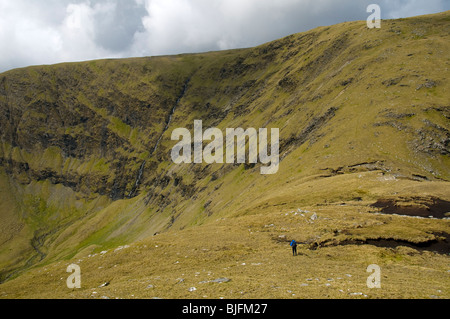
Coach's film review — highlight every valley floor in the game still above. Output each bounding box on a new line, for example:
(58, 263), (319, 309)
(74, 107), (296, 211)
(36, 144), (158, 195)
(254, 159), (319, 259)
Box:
(1, 201), (448, 299)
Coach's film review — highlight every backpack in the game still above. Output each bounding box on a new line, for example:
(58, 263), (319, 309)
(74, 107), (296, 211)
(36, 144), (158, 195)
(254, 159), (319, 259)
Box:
(290, 240), (296, 247)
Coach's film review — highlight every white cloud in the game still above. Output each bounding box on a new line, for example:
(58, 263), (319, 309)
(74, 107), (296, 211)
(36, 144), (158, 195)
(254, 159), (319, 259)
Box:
(58, 1), (119, 62)
(0, 0), (111, 71)
(0, 0), (449, 72)
(0, 0), (61, 69)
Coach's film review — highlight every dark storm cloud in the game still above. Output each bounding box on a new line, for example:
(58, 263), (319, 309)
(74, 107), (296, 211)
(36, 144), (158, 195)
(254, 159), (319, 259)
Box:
(92, 1), (147, 52)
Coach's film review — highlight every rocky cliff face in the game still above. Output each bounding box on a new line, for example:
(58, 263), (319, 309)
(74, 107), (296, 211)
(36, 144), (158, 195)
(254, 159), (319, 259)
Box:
(0, 12), (449, 282)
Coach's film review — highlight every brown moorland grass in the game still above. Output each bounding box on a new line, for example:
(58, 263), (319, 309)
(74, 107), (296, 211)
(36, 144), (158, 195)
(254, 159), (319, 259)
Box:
(1, 177), (448, 299)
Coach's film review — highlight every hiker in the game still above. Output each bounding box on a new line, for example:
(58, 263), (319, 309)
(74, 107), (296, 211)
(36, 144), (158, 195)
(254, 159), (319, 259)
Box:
(290, 239), (297, 256)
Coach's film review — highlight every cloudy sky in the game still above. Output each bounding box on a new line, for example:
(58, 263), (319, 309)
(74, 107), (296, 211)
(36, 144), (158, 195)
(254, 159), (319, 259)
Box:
(0, 0), (448, 72)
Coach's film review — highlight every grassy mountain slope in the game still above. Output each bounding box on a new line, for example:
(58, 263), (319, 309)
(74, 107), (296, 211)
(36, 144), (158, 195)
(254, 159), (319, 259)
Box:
(0, 12), (449, 298)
